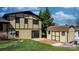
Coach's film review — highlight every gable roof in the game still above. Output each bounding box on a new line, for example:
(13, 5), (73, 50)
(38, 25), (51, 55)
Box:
(3, 11), (41, 19)
(47, 25), (74, 31)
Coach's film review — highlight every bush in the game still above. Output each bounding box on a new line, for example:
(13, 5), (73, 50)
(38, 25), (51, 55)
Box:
(0, 35), (8, 40)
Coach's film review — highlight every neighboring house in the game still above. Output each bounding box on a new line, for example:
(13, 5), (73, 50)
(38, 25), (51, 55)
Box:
(0, 11), (41, 39)
(0, 17), (9, 39)
(47, 25), (75, 43)
(75, 26), (79, 39)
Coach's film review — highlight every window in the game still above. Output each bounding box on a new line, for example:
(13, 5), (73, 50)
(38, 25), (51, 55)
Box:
(78, 31), (79, 37)
(33, 19), (39, 24)
(15, 31), (19, 37)
(62, 31), (65, 36)
(24, 18), (28, 24)
(48, 31), (50, 34)
(15, 17), (20, 23)
(0, 23), (3, 31)
(32, 30), (39, 38)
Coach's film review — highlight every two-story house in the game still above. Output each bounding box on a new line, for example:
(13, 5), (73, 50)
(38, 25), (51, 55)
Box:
(1, 11), (41, 39)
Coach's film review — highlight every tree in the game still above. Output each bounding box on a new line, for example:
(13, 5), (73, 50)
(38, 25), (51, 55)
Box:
(39, 7), (55, 37)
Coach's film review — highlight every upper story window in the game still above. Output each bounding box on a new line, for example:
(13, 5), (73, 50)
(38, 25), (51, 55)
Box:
(15, 17), (20, 23)
(33, 19), (39, 24)
(62, 31), (65, 36)
(24, 18), (28, 24)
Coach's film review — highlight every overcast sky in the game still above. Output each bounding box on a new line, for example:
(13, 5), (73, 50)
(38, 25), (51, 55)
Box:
(0, 7), (79, 25)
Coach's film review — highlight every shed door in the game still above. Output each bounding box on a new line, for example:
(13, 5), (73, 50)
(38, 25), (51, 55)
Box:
(52, 32), (60, 41)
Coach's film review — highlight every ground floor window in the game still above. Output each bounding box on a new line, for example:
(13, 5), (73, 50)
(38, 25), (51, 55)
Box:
(15, 31), (19, 37)
(32, 30), (39, 38)
(0, 23), (3, 31)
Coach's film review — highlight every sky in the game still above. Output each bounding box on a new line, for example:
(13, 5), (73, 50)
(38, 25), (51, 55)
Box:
(0, 7), (79, 25)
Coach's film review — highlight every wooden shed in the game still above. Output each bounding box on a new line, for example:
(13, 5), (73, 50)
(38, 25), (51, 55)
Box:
(47, 25), (75, 43)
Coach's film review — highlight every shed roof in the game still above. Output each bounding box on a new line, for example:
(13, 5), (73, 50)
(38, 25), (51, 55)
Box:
(47, 25), (74, 31)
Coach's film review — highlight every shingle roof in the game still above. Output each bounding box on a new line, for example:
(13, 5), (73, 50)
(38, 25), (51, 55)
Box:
(47, 25), (74, 31)
(0, 17), (9, 22)
(3, 11), (41, 19)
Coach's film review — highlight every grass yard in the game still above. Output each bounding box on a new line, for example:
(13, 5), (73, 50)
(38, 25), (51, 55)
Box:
(0, 39), (79, 51)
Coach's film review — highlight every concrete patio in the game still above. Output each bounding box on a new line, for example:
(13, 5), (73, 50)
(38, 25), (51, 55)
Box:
(32, 38), (78, 48)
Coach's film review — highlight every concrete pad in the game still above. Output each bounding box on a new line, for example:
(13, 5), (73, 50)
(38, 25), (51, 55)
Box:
(52, 43), (63, 47)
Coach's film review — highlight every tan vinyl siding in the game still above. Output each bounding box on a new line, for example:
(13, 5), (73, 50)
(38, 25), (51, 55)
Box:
(47, 26), (75, 43)
(20, 18), (24, 28)
(16, 23), (19, 28)
(52, 32), (55, 35)
(9, 17), (15, 28)
(47, 31), (51, 40)
(56, 37), (59, 41)
(60, 32), (67, 42)
(16, 13), (23, 17)
(68, 28), (75, 42)
(16, 30), (31, 39)
(25, 24), (28, 28)
(52, 32), (55, 40)
(52, 36), (55, 40)
(56, 32), (59, 41)
(10, 14), (15, 17)
(28, 18), (32, 29)
(33, 25), (39, 29)
(56, 32), (59, 36)
(29, 15), (33, 19)
(7, 13), (41, 39)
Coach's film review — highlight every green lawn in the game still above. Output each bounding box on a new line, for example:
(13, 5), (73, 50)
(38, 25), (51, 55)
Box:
(0, 39), (79, 51)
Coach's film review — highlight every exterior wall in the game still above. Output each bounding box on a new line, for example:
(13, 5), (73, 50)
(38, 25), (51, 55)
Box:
(51, 32), (55, 40)
(47, 27), (75, 43)
(47, 31), (67, 42)
(16, 29), (31, 39)
(7, 13), (41, 39)
(0, 23), (8, 39)
(47, 30), (52, 40)
(28, 16), (32, 28)
(55, 32), (60, 41)
(68, 28), (75, 42)
(9, 17), (15, 28)
(8, 29), (41, 39)
(1, 23), (7, 31)
(60, 32), (67, 42)
(20, 18), (24, 28)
